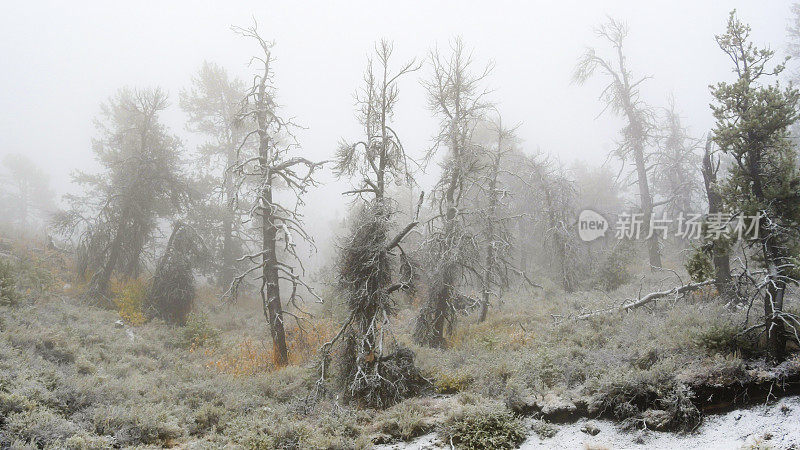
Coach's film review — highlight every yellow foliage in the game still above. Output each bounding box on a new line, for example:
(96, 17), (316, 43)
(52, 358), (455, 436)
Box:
(111, 278), (147, 326)
(434, 370), (473, 393)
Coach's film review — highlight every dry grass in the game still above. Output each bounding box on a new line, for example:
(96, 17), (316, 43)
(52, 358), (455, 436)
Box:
(0, 295), (363, 448)
(0, 233), (793, 447)
(202, 320), (334, 377)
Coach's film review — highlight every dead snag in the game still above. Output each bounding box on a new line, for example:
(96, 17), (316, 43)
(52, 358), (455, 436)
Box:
(226, 22), (325, 366)
(317, 41), (428, 408)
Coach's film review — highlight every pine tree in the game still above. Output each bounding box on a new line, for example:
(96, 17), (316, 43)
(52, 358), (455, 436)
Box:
(711, 10), (800, 362)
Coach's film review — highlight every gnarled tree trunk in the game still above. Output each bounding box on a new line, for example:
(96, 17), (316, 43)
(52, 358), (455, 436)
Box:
(261, 173), (288, 366)
(701, 137), (731, 296)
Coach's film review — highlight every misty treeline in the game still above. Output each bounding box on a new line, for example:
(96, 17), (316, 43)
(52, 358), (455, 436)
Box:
(0, 9), (791, 408)
(0, 153), (55, 229)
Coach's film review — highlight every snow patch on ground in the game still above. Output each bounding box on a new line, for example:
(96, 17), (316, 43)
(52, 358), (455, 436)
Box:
(379, 396), (800, 449)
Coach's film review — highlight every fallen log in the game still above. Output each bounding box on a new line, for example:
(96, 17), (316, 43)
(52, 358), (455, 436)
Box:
(570, 279), (716, 320)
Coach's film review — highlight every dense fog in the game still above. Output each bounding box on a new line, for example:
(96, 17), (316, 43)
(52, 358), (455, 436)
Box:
(1, 2), (800, 449)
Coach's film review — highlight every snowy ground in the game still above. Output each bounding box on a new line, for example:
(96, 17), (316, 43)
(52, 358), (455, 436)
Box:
(379, 396), (800, 449)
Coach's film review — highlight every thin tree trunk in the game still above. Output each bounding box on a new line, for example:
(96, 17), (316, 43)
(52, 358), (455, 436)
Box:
(764, 252), (787, 363)
(750, 149), (787, 363)
(633, 137), (661, 269)
(712, 242), (732, 292)
(219, 152), (237, 294)
(122, 219), (145, 279)
(220, 213), (234, 289)
(617, 42), (660, 269)
(479, 144), (502, 323)
(542, 185), (573, 292)
(429, 208), (457, 345)
(479, 240), (493, 323)
(701, 138), (732, 295)
(479, 215), (495, 323)
(93, 208), (129, 300)
(426, 104), (461, 345)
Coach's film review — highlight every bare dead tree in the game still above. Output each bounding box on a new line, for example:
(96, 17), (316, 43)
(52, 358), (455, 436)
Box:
(470, 114), (540, 322)
(317, 40), (427, 408)
(574, 18), (662, 269)
(227, 23), (325, 366)
(477, 118), (511, 322)
(732, 254), (800, 354)
(653, 98), (704, 224)
(414, 38), (493, 347)
(520, 152), (581, 292)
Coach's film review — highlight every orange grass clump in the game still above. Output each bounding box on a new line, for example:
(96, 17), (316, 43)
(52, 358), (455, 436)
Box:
(205, 318), (336, 376)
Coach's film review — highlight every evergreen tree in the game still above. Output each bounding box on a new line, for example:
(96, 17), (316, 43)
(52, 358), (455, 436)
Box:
(58, 87), (188, 303)
(180, 62), (249, 291)
(711, 10), (800, 362)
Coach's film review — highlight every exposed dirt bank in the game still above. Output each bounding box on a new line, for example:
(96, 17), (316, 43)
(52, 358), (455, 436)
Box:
(380, 395), (800, 449)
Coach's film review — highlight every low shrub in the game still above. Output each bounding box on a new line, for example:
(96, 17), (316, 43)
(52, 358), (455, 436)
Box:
(694, 321), (754, 356)
(226, 407), (369, 449)
(311, 408), (362, 447)
(255, 365), (312, 402)
(593, 242), (633, 291)
(14, 257), (55, 298)
(207, 338), (273, 376)
(0, 259), (18, 306)
(439, 403), (526, 450)
(5, 408), (80, 447)
(375, 399), (435, 441)
(35, 335), (76, 364)
(177, 313), (220, 350)
(0, 391), (34, 417)
(530, 419), (558, 439)
(435, 369), (473, 394)
(225, 411), (312, 449)
(284, 318), (336, 366)
(93, 406), (183, 446)
(74, 355), (97, 375)
(64, 432), (115, 450)
(192, 403), (225, 435)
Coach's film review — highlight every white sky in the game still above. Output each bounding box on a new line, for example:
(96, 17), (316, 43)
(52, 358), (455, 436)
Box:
(0, 0), (795, 233)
